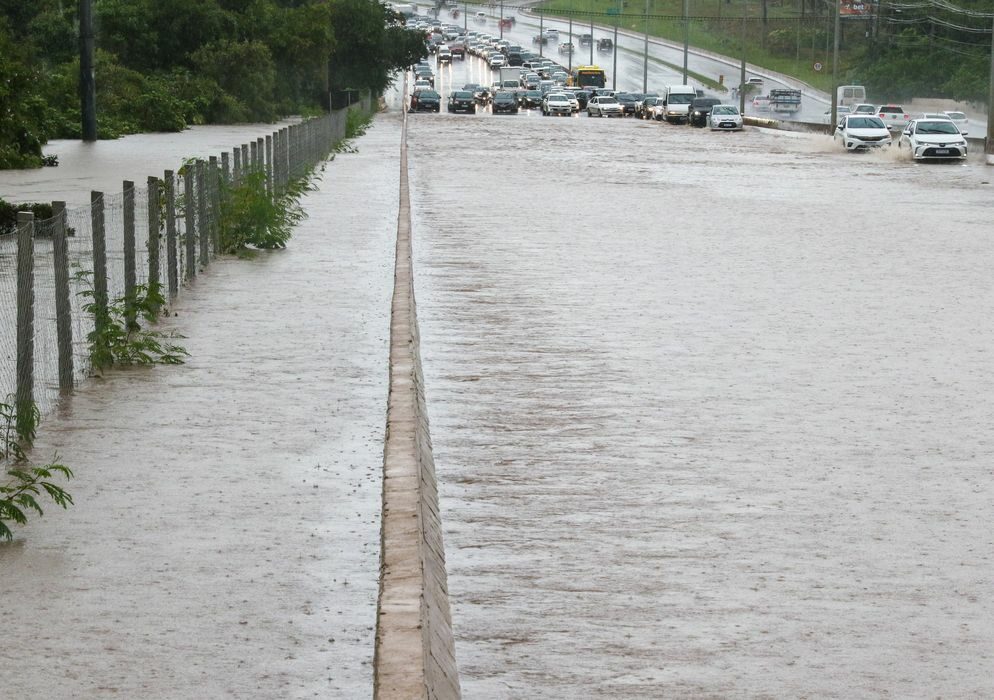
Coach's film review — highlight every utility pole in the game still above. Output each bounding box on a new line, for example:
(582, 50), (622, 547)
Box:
(682, 0), (689, 83)
(464, 1), (467, 32)
(569, 16), (573, 72)
(987, 12), (994, 164)
(830, 0), (840, 127)
(739, 0), (747, 114)
(613, 0), (619, 89)
(590, 16), (594, 65)
(540, 10), (544, 57)
(500, 0), (504, 38)
(79, 0), (97, 141)
(643, 0), (650, 93)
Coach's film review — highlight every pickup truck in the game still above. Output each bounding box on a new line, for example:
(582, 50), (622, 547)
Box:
(768, 88), (801, 113)
(876, 104), (911, 131)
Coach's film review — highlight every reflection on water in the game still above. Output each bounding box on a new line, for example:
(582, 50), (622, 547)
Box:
(0, 119), (300, 207)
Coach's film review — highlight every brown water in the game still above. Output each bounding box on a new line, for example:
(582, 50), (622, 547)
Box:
(408, 109), (994, 697)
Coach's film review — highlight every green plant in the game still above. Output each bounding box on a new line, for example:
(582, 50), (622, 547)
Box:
(1, 398), (73, 543)
(77, 276), (189, 372)
(217, 171), (310, 253)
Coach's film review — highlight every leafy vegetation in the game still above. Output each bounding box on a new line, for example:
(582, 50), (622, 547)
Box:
(78, 277), (189, 372)
(1, 399), (73, 543)
(218, 172), (311, 253)
(1, 0), (426, 168)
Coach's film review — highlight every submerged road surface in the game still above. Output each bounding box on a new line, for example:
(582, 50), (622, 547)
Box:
(407, 108), (994, 696)
(1, 115), (402, 698)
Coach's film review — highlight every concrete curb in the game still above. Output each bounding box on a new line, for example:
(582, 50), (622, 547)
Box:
(373, 85), (461, 699)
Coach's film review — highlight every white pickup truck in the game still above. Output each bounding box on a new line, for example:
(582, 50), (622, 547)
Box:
(876, 104), (911, 131)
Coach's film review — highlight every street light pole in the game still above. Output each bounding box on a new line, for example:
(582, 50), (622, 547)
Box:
(540, 10), (544, 57)
(590, 16), (594, 65)
(500, 0), (504, 38)
(682, 0), (689, 83)
(987, 12), (994, 164)
(643, 0), (650, 93)
(613, 0), (619, 89)
(830, 0), (840, 127)
(739, 0), (747, 114)
(569, 16), (573, 72)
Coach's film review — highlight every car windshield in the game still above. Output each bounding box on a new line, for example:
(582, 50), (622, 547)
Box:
(712, 106), (738, 115)
(668, 94), (693, 104)
(548, 95), (568, 101)
(451, 91), (473, 98)
(494, 94), (514, 101)
(848, 117), (885, 128)
(945, 112), (966, 120)
(917, 121), (959, 134)
(879, 106), (903, 113)
(598, 97), (618, 104)
(419, 91), (439, 98)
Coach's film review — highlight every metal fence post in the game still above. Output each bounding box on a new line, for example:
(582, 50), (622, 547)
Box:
(123, 180), (137, 309)
(51, 202), (74, 394)
(15, 212), (35, 434)
(209, 156), (221, 254)
(184, 169), (196, 280)
(265, 135), (273, 196)
(164, 170), (179, 298)
(147, 176), (161, 313)
(91, 190), (109, 326)
(196, 159), (209, 266)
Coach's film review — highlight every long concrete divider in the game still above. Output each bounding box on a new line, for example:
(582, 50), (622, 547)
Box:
(373, 90), (462, 699)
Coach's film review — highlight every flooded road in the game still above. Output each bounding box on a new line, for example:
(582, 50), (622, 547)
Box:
(1, 115), (401, 698)
(407, 111), (994, 697)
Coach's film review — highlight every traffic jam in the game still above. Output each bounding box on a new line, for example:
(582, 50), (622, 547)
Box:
(406, 12), (974, 160)
(406, 15), (746, 132)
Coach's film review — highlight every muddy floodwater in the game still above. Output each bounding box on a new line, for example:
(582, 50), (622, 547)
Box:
(407, 114), (994, 697)
(1, 117), (400, 698)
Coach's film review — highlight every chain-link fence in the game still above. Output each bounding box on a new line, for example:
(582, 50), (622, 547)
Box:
(0, 94), (370, 422)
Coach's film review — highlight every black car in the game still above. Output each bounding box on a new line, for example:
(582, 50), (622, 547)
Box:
(688, 97), (722, 127)
(491, 91), (519, 114)
(579, 33), (593, 47)
(410, 89), (441, 112)
(614, 92), (639, 116)
(519, 89), (544, 109)
(597, 38), (614, 52)
(447, 90), (476, 114)
(572, 90), (591, 109)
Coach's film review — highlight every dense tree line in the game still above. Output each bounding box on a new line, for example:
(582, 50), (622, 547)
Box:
(0, 0), (426, 168)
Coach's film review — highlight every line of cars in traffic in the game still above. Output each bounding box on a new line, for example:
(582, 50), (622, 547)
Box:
(830, 103), (970, 160)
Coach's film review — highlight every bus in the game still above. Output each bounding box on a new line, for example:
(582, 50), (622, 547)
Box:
(568, 65), (607, 89)
(837, 85), (866, 107)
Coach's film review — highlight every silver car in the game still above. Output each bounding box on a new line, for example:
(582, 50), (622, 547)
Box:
(897, 119), (968, 160)
(587, 95), (624, 117)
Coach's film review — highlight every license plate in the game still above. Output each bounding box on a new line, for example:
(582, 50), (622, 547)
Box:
(934, 149), (950, 155)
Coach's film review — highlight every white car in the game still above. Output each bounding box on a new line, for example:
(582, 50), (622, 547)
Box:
(488, 53), (506, 68)
(897, 119), (968, 160)
(413, 78), (432, 91)
(707, 104), (743, 131)
(586, 95), (624, 117)
(943, 111), (969, 135)
(834, 115), (892, 151)
(542, 92), (573, 116)
(850, 103), (876, 115)
(820, 105), (851, 124)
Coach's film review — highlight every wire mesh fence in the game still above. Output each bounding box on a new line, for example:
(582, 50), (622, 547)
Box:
(0, 94), (370, 422)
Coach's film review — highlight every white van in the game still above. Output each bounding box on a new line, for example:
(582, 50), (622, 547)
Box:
(660, 85), (697, 123)
(837, 85), (867, 107)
